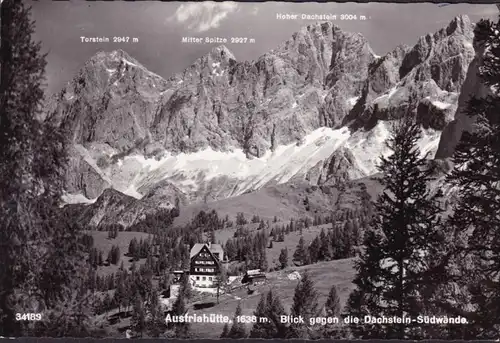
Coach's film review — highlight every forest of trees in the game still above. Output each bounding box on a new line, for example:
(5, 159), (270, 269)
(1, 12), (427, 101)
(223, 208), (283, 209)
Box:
(1, 0), (499, 339)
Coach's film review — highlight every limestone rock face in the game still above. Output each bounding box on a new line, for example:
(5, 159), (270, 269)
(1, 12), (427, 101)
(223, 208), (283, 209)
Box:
(63, 185), (187, 229)
(46, 50), (169, 152)
(435, 22), (493, 159)
(305, 147), (365, 186)
(45, 16), (476, 207)
(344, 15), (474, 132)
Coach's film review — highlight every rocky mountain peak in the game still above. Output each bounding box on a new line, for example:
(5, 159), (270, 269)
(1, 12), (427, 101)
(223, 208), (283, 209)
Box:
(210, 45), (236, 61)
(446, 14), (473, 36)
(435, 15), (494, 159)
(298, 21), (338, 36)
(343, 14), (475, 133)
(88, 49), (143, 70)
(165, 44), (236, 87)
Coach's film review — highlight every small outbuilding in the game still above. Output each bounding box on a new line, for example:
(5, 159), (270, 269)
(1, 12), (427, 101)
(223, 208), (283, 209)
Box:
(242, 269), (267, 285)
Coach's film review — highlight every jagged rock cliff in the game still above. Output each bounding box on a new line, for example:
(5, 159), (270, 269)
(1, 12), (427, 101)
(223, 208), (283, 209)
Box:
(63, 184), (187, 229)
(435, 20), (493, 159)
(46, 16), (476, 208)
(344, 15), (474, 131)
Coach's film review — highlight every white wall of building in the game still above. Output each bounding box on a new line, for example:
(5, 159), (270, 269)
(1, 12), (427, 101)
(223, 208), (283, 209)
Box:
(190, 274), (216, 288)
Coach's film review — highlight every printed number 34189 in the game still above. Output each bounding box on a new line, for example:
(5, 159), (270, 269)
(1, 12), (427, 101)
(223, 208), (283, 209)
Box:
(16, 313), (42, 321)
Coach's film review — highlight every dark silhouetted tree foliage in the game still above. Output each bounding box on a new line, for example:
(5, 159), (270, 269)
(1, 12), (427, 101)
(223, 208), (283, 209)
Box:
(220, 323), (230, 338)
(145, 288), (164, 337)
(188, 209), (224, 232)
(439, 17), (500, 339)
(0, 1), (92, 337)
(322, 285), (342, 338)
(131, 293), (146, 337)
(236, 212), (248, 226)
(228, 302), (247, 338)
(128, 209), (178, 233)
(279, 248), (288, 269)
(108, 245), (121, 265)
(249, 289), (288, 338)
(288, 271), (320, 339)
(345, 118), (446, 339)
(249, 294), (268, 338)
(293, 236), (306, 265)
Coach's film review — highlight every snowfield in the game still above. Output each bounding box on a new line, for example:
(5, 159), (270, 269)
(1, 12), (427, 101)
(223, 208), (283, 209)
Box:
(61, 192), (97, 205)
(63, 123), (442, 203)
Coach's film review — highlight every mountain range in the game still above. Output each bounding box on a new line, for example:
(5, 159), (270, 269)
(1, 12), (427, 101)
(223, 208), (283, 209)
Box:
(45, 15), (483, 228)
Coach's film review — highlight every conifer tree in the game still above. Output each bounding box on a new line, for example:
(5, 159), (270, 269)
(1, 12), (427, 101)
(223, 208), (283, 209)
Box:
(98, 251), (104, 266)
(288, 271), (320, 338)
(308, 237), (320, 263)
(345, 117), (445, 339)
(318, 229), (332, 261)
(220, 323), (230, 338)
(102, 293), (112, 319)
(180, 273), (193, 300)
(111, 246), (121, 265)
(146, 288), (165, 337)
(0, 1), (92, 337)
(293, 236), (306, 265)
(322, 285), (342, 338)
(439, 18), (500, 339)
(249, 289), (289, 338)
(257, 219), (264, 230)
(236, 212), (247, 226)
(249, 294), (269, 338)
(330, 227), (343, 259)
(325, 285), (341, 317)
(172, 290), (186, 316)
(215, 267), (228, 303)
(208, 229), (216, 244)
(265, 288), (288, 338)
(279, 248), (288, 269)
(228, 302), (247, 338)
(259, 247), (268, 271)
(303, 249), (312, 266)
(114, 273), (127, 318)
(131, 293), (146, 337)
(171, 289), (190, 338)
(128, 238), (138, 257)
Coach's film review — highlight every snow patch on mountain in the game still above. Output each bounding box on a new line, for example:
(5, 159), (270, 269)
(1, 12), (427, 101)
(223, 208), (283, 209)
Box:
(347, 96), (360, 110)
(345, 121), (441, 175)
(348, 96), (360, 106)
(425, 96), (453, 110)
(345, 121), (392, 175)
(373, 86), (399, 104)
(63, 122), (442, 204)
(431, 100), (452, 109)
(122, 58), (138, 67)
(61, 192), (97, 205)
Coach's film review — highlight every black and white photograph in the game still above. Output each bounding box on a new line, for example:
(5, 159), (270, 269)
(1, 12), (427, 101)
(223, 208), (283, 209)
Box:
(1, 0), (499, 339)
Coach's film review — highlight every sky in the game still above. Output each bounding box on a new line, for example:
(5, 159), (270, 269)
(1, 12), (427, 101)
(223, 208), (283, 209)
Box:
(26, 1), (498, 95)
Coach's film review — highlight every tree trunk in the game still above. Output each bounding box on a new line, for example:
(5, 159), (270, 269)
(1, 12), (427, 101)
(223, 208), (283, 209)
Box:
(398, 257), (404, 339)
